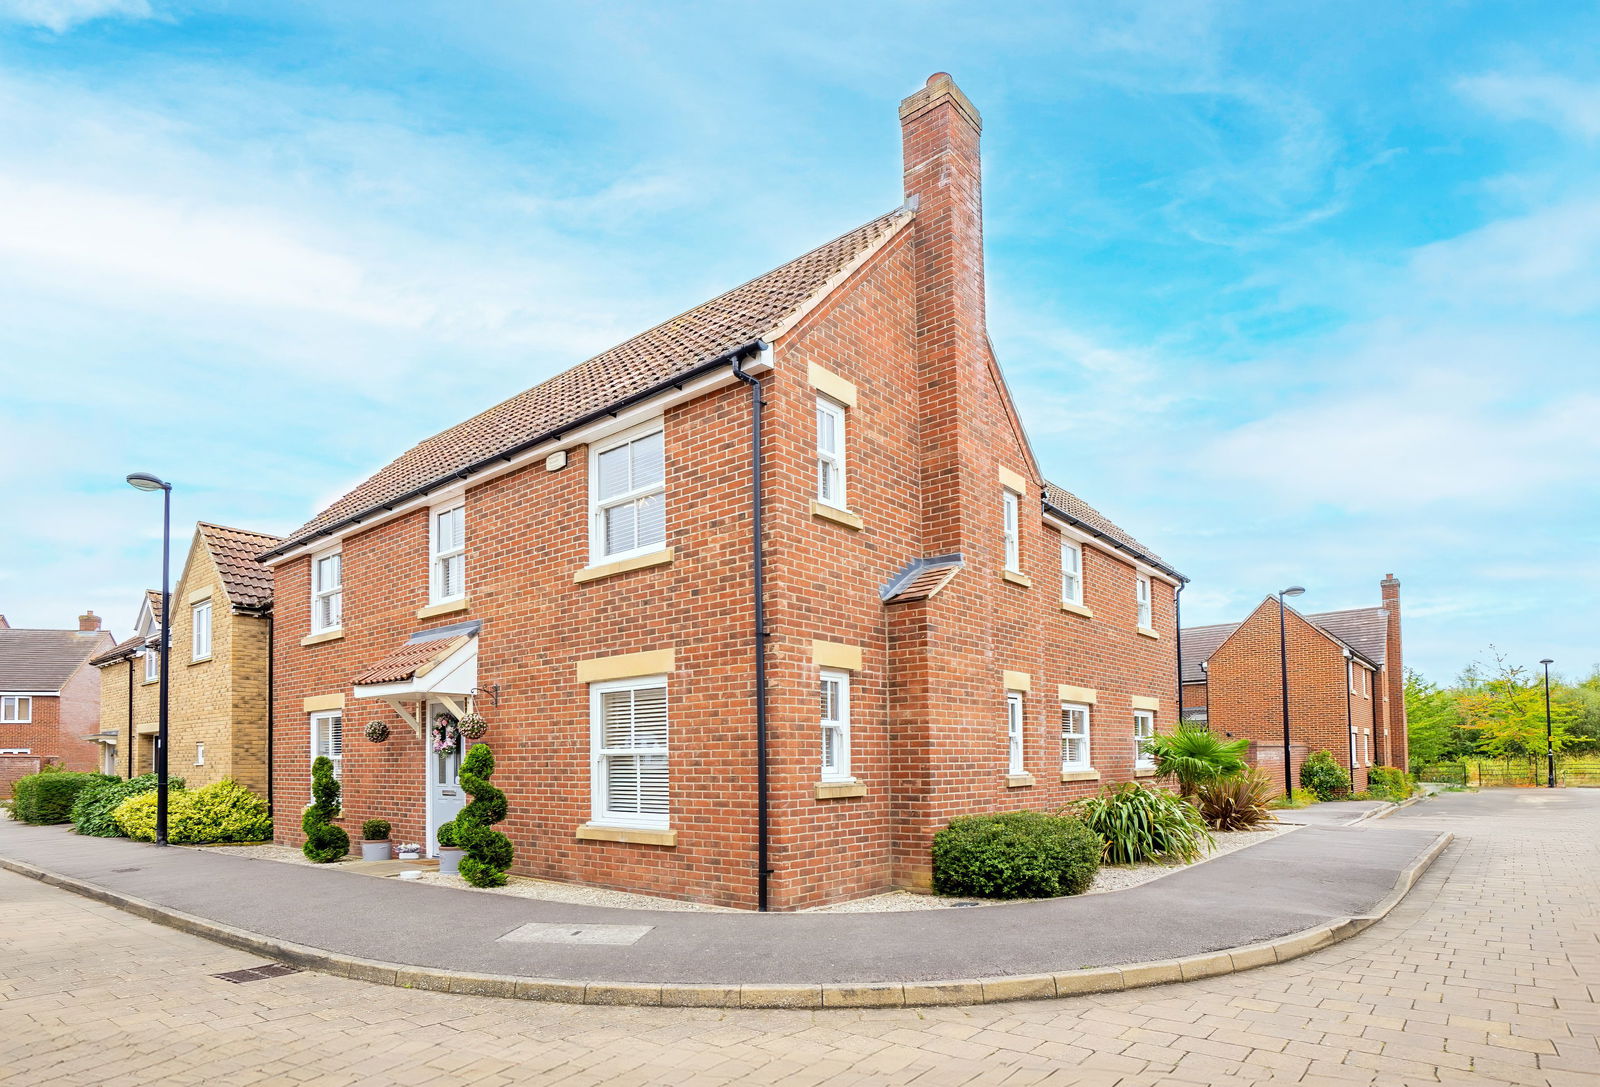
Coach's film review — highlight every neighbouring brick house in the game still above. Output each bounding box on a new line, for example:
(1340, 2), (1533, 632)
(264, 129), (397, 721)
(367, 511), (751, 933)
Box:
(262, 74), (1186, 911)
(0, 611), (116, 783)
(1179, 575), (1407, 793)
(91, 525), (280, 796)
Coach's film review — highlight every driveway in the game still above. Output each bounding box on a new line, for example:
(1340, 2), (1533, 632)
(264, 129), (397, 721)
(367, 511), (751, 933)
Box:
(0, 789), (1595, 1085)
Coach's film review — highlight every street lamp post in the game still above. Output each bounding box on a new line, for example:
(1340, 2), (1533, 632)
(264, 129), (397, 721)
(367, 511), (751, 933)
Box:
(1540, 658), (1555, 789)
(1277, 586), (1306, 797)
(126, 472), (173, 847)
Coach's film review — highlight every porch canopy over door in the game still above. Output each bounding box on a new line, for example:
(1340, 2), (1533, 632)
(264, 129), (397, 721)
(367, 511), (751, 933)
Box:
(350, 620), (480, 738)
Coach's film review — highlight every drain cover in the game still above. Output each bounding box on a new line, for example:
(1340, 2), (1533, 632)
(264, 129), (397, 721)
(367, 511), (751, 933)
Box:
(213, 963), (302, 984)
(498, 922), (653, 946)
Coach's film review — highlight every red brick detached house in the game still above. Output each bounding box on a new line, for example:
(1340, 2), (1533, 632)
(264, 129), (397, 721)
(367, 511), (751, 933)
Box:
(1179, 576), (1407, 794)
(0, 611), (116, 782)
(262, 75), (1186, 910)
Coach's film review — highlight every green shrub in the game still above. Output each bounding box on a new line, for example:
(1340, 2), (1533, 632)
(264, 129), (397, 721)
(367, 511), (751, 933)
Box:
(11, 771), (112, 824)
(1269, 788), (1315, 810)
(931, 810), (1101, 899)
(1367, 766), (1415, 802)
(1074, 782), (1212, 864)
(70, 774), (183, 836)
(301, 756), (349, 863)
(111, 781), (271, 843)
(1143, 724), (1249, 796)
(1195, 768), (1277, 830)
(1299, 751), (1351, 801)
(439, 744), (513, 887)
(362, 819), (391, 841)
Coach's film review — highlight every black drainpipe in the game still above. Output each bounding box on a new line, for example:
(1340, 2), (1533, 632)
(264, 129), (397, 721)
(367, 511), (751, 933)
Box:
(265, 610), (275, 818)
(730, 345), (771, 912)
(126, 657), (135, 777)
(1174, 582), (1184, 721)
(1345, 656), (1356, 786)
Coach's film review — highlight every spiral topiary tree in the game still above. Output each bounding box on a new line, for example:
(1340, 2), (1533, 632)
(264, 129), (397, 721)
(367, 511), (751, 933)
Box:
(302, 755), (349, 862)
(439, 743), (513, 887)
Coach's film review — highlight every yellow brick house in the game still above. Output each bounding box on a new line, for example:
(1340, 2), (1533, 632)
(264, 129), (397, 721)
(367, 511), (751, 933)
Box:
(93, 524), (281, 795)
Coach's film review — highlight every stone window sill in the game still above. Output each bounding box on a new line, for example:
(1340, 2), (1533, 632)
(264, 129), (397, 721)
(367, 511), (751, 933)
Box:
(1060, 601), (1093, 618)
(1137, 626), (1161, 640)
(1005, 772), (1036, 789)
(187, 656), (212, 667)
(574, 547), (675, 584)
(814, 780), (867, 800)
(1001, 569), (1032, 588)
(1134, 765), (1159, 778)
(417, 598), (469, 620)
(1060, 769), (1101, 783)
(300, 628), (344, 647)
(810, 501), (863, 531)
(575, 824), (677, 847)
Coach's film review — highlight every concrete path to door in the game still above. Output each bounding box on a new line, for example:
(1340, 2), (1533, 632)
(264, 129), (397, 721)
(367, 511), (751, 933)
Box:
(1275, 799), (1393, 827)
(0, 805), (1446, 1007)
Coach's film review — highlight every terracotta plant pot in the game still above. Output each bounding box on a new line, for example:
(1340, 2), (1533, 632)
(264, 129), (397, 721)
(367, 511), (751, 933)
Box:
(360, 840), (392, 862)
(437, 846), (465, 876)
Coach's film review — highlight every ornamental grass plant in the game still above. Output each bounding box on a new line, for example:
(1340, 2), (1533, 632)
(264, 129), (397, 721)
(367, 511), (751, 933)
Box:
(1073, 782), (1212, 865)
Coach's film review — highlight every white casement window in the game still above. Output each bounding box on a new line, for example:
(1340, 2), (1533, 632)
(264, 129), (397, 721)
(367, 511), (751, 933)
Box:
(815, 396), (846, 509)
(0, 696), (32, 723)
(1362, 730), (1371, 766)
(312, 548), (343, 631)
(143, 646), (158, 683)
(1134, 710), (1155, 768)
(1061, 703), (1091, 771)
(1135, 574), (1152, 629)
(430, 503), (466, 603)
(591, 677), (669, 829)
(191, 600), (212, 660)
(1006, 691), (1025, 774)
(310, 711), (343, 780)
(820, 669), (851, 782)
(1364, 669), (1372, 697)
(195, 743), (205, 766)
(1002, 490), (1021, 572)
(1060, 539), (1083, 606)
(591, 423), (666, 562)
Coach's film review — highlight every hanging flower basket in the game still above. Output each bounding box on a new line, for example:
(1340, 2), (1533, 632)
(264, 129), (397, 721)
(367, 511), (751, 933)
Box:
(364, 720), (390, 744)
(458, 710), (488, 740)
(430, 713), (460, 752)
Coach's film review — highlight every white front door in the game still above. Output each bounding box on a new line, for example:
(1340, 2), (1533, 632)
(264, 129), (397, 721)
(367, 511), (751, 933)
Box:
(425, 702), (466, 856)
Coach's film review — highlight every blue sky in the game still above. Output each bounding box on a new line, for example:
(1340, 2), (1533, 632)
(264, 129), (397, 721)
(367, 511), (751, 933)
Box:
(1, 1), (1595, 684)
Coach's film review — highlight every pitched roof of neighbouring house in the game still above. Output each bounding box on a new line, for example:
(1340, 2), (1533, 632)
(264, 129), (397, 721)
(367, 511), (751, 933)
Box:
(0, 628), (114, 691)
(1042, 482), (1184, 581)
(1180, 604), (1389, 682)
(197, 523), (283, 611)
(90, 634), (145, 668)
(268, 207), (915, 558)
(143, 589), (163, 626)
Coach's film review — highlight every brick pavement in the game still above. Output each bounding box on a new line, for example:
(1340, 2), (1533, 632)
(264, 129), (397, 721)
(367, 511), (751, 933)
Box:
(0, 789), (1595, 1086)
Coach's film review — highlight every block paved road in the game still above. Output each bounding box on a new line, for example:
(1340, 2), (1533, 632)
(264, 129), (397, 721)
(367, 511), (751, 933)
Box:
(1, 789), (1595, 1086)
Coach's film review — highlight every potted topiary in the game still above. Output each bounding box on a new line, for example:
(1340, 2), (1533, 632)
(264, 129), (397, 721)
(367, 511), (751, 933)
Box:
(360, 819), (392, 861)
(435, 821), (465, 875)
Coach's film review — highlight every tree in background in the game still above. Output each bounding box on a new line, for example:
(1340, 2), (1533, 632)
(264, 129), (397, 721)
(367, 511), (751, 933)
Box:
(1457, 650), (1578, 760)
(1405, 669), (1472, 765)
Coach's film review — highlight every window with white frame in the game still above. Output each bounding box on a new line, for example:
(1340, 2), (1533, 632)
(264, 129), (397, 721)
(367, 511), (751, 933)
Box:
(1060, 538), (1083, 605)
(0, 696), (31, 723)
(592, 424), (666, 562)
(310, 710), (343, 780)
(815, 396), (846, 508)
(430, 503), (466, 603)
(143, 645), (158, 683)
(1133, 710), (1155, 768)
(1006, 691), (1025, 774)
(1135, 574), (1152, 628)
(1348, 660), (1358, 694)
(1362, 730), (1371, 766)
(312, 548), (343, 631)
(191, 600), (212, 660)
(591, 677), (669, 828)
(1061, 703), (1091, 771)
(195, 742), (205, 766)
(1002, 490), (1021, 572)
(1364, 669), (1372, 697)
(820, 669), (851, 782)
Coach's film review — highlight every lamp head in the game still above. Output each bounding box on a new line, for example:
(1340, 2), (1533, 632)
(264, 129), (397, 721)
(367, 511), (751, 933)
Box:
(1540, 658), (1554, 666)
(1280, 586), (1306, 598)
(125, 472), (170, 492)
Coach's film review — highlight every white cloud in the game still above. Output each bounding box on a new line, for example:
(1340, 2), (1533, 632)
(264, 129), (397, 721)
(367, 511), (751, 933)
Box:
(0, 0), (152, 33)
(1459, 73), (1600, 141)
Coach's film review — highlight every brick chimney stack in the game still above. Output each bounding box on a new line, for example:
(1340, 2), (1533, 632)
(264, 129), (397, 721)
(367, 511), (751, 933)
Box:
(78, 610), (102, 632)
(1380, 574), (1405, 769)
(901, 72), (987, 555)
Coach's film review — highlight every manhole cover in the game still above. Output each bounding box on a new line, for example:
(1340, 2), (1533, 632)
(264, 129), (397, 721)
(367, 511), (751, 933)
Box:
(213, 963), (302, 984)
(498, 922), (653, 946)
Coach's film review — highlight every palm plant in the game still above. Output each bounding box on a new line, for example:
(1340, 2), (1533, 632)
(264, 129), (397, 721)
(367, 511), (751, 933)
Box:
(1143, 722), (1248, 796)
(1195, 768), (1277, 830)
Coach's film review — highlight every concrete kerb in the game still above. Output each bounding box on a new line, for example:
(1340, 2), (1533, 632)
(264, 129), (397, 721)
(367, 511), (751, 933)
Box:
(0, 831), (1453, 1010)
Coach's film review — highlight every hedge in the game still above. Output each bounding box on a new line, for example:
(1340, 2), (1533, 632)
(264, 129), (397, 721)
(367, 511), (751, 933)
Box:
(931, 810), (1102, 899)
(11, 770), (113, 825)
(70, 774), (184, 837)
(112, 780), (271, 843)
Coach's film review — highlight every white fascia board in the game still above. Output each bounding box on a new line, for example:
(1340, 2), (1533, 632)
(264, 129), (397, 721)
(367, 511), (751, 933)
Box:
(264, 360), (768, 569)
(1042, 511), (1180, 586)
(0, 690), (59, 697)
